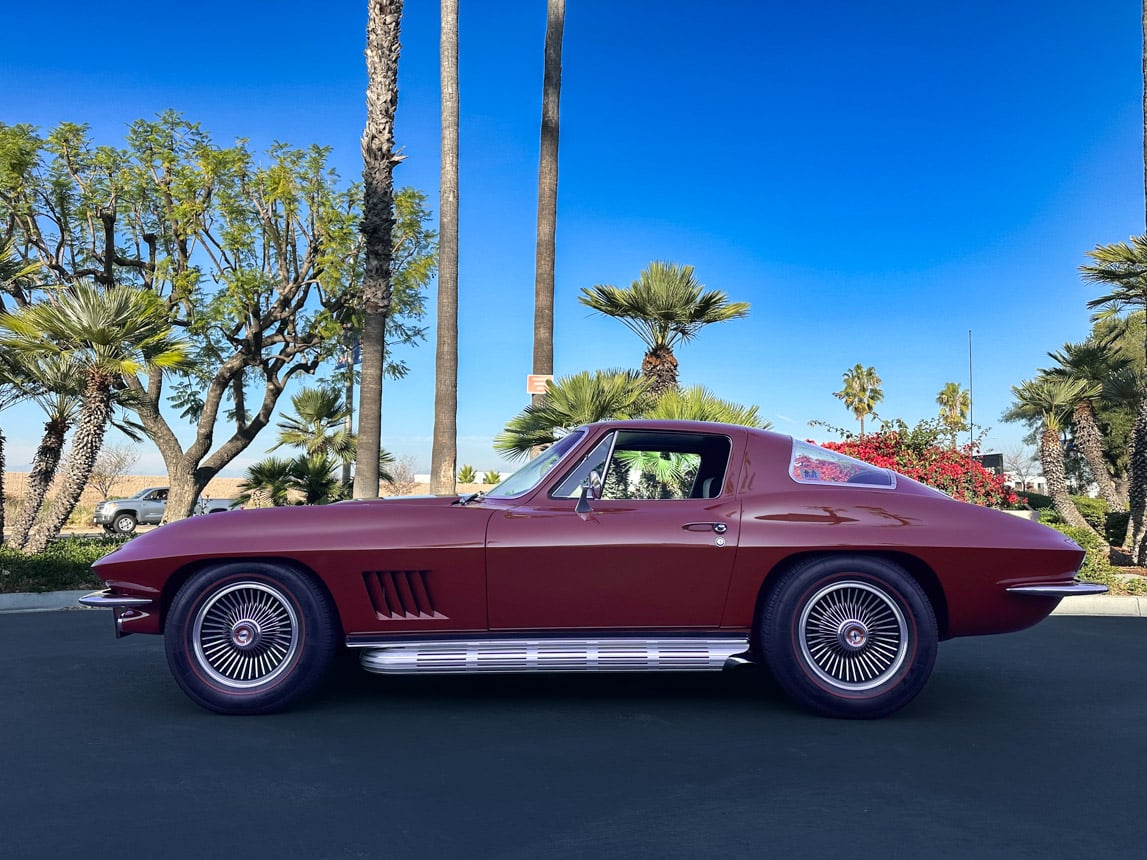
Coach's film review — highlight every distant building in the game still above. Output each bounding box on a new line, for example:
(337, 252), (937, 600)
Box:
(976, 453), (1046, 494)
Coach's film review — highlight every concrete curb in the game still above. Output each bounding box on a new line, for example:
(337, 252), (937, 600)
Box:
(1, 589), (1145, 617)
(0, 590), (96, 614)
(1051, 595), (1145, 617)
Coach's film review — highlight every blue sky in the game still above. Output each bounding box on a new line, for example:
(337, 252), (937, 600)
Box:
(1, 1), (1143, 476)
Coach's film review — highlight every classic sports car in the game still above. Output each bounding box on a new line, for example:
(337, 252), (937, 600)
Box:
(80, 419), (1104, 719)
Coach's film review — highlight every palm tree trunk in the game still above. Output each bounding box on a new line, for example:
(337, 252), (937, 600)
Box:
(23, 380), (113, 555)
(354, 0), (404, 500)
(642, 345), (678, 397)
(1125, 395), (1147, 560)
(1073, 400), (1124, 512)
(531, 0), (565, 407)
(0, 429), (6, 544)
(1040, 427), (1097, 535)
(9, 418), (68, 549)
(429, 0), (459, 496)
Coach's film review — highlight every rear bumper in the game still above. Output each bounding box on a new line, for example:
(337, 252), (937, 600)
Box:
(1006, 581), (1109, 597)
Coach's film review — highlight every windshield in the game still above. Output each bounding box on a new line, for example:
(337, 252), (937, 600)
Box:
(485, 430), (586, 499)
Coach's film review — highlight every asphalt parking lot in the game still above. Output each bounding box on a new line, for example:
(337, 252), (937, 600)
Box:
(1, 611), (1144, 860)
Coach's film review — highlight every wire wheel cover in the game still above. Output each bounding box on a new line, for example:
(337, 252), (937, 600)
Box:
(798, 580), (909, 691)
(192, 582), (300, 689)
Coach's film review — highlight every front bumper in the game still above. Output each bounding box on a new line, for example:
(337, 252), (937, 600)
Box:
(1007, 581), (1109, 597)
(79, 590), (157, 637)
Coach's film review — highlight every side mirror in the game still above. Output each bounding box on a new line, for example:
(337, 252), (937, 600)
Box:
(575, 470), (603, 514)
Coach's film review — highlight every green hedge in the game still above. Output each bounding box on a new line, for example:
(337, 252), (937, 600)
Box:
(1042, 522), (1147, 595)
(1037, 496), (1129, 547)
(0, 537), (121, 593)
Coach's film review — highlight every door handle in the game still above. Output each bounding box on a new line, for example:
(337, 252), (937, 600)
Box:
(682, 522), (727, 534)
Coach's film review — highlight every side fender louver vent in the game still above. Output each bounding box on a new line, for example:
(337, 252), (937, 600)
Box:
(363, 570), (446, 620)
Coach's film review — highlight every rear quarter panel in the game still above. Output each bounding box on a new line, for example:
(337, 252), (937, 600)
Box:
(723, 432), (1084, 638)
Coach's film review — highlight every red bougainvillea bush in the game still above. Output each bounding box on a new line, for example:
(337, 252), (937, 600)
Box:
(814, 419), (1022, 508)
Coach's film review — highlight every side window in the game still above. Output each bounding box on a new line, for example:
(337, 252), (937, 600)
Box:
(552, 430), (730, 501)
(551, 433), (616, 498)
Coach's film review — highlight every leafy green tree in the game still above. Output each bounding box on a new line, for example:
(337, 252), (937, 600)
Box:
(457, 464), (477, 483)
(355, 0), (406, 500)
(0, 284), (191, 554)
(578, 262), (750, 396)
(1008, 377), (1097, 534)
(935, 382), (971, 448)
(0, 117), (355, 521)
(481, 469), (501, 485)
(834, 364), (883, 436)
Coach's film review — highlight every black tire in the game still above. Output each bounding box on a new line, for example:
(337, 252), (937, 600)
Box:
(164, 562), (339, 715)
(113, 513), (138, 535)
(760, 555), (937, 719)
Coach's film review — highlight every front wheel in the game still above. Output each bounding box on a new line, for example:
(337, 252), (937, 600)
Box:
(112, 513), (137, 535)
(760, 555), (937, 719)
(164, 562), (338, 715)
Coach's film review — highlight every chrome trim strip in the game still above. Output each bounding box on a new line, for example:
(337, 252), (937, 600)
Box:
(359, 636), (750, 675)
(1006, 582), (1109, 597)
(78, 590), (154, 608)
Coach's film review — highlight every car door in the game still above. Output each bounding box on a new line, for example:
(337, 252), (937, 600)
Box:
(485, 428), (743, 631)
(140, 489), (167, 524)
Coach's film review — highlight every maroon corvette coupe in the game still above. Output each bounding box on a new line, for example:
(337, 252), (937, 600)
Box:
(81, 419), (1104, 718)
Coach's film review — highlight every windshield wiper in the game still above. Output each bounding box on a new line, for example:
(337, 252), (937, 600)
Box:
(455, 491), (485, 506)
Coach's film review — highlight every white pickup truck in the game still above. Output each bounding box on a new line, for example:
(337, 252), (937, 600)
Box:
(92, 487), (238, 534)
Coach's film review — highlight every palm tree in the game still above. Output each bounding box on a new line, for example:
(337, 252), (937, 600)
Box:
(645, 385), (770, 429)
(531, 0), (566, 406)
(579, 262), (750, 396)
(1043, 338), (1129, 511)
(6, 354), (83, 549)
(0, 237), (40, 312)
(354, 0), (405, 500)
(236, 457), (296, 507)
(495, 369), (651, 459)
(289, 454), (344, 505)
(272, 387), (356, 463)
(0, 352), (31, 542)
(834, 364), (883, 436)
(0, 284), (190, 554)
(935, 382), (971, 448)
(429, 0), (460, 496)
(1009, 377), (1097, 534)
(1081, 236), (1147, 557)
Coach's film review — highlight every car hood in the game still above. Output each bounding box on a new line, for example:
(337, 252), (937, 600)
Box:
(93, 495), (484, 572)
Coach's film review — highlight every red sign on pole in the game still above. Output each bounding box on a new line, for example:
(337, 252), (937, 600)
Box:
(526, 374), (553, 395)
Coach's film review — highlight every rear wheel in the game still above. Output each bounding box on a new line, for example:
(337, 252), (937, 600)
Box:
(761, 555), (937, 719)
(165, 562), (338, 715)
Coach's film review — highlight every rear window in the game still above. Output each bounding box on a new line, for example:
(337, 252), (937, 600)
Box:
(789, 440), (896, 489)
